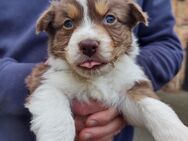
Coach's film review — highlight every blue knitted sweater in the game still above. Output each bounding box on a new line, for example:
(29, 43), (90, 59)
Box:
(0, 0), (183, 141)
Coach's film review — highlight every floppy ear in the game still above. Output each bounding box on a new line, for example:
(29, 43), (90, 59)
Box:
(128, 1), (148, 27)
(36, 6), (55, 34)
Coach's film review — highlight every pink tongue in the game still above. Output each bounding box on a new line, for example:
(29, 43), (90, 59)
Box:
(80, 61), (102, 69)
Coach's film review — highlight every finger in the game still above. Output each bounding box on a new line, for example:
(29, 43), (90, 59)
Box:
(79, 117), (125, 141)
(79, 116), (126, 141)
(72, 100), (106, 116)
(86, 108), (119, 127)
(75, 116), (87, 133)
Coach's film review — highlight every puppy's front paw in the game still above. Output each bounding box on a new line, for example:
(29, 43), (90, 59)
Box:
(32, 116), (75, 141)
(28, 103), (76, 141)
(61, 119), (76, 141)
(155, 126), (188, 141)
(178, 127), (188, 141)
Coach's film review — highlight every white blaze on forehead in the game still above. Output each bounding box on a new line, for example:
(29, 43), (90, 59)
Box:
(71, 0), (97, 45)
(74, 0), (97, 39)
(66, 0), (113, 66)
(75, 0), (90, 23)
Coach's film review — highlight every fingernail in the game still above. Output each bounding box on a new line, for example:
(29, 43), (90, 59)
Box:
(87, 120), (98, 127)
(83, 133), (92, 140)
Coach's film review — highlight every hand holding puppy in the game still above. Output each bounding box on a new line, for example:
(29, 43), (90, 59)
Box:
(72, 100), (126, 141)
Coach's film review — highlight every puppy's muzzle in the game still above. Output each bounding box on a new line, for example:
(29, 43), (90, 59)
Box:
(79, 39), (99, 57)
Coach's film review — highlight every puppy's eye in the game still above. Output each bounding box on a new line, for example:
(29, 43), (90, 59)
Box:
(63, 19), (74, 29)
(104, 15), (116, 25)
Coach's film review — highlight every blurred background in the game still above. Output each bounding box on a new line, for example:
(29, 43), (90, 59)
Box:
(163, 0), (188, 92)
(134, 0), (188, 140)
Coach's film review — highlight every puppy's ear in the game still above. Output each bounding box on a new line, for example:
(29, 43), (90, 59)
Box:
(128, 1), (148, 27)
(36, 6), (55, 34)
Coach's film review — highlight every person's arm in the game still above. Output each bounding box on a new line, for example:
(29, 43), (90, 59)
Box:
(0, 0), (49, 117)
(136, 0), (183, 91)
(0, 58), (35, 116)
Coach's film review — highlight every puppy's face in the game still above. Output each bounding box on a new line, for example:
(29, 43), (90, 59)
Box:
(36, 0), (147, 78)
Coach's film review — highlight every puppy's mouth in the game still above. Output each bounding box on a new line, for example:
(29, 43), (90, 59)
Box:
(78, 60), (107, 70)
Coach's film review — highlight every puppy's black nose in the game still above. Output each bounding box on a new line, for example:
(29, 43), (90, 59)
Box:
(79, 39), (99, 57)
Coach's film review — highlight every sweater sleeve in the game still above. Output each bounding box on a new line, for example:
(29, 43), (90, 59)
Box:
(0, 58), (35, 116)
(136, 0), (183, 91)
(0, 0), (49, 117)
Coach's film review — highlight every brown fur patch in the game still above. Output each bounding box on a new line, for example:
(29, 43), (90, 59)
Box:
(26, 63), (49, 94)
(49, 30), (72, 59)
(127, 0), (148, 26)
(36, 6), (55, 34)
(36, 0), (84, 59)
(66, 4), (80, 19)
(88, 0), (147, 62)
(95, 0), (109, 16)
(128, 81), (159, 101)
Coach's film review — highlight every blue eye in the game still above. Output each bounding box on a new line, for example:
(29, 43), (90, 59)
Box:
(63, 19), (74, 29)
(104, 15), (116, 24)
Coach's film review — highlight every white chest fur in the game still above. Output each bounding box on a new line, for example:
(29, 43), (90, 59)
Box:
(44, 54), (147, 107)
(26, 51), (188, 141)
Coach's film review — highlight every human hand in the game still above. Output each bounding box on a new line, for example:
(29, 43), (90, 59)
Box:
(72, 100), (127, 141)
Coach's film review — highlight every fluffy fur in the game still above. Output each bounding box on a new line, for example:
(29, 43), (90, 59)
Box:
(25, 0), (188, 141)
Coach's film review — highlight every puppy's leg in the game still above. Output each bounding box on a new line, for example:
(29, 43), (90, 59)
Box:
(121, 81), (188, 141)
(25, 85), (75, 141)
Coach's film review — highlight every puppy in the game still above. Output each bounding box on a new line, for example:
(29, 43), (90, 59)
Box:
(25, 0), (188, 141)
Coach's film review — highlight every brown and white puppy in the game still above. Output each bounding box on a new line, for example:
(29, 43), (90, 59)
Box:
(25, 0), (188, 141)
